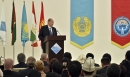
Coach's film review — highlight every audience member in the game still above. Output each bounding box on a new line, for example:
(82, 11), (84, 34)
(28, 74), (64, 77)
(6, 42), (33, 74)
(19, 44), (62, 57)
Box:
(68, 61), (82, 77)
(35, 60), (46, 77)
(19, 56), (36, 77)
(14, 53), (27, 68)
(102, 53), (111, 62)
(46, 72), (61, 77)
(64, 52), (72, 61)
(96, 57), (110, 75)
(40, 53), (50, 73)
(86, 53), (100, 67)
(77, 54), (86, 65)
(0, 69), (3, 77)
(120, 50), (130, 77)
(52, 62), (62, 75)
(27, 69), (41, 77)
(49, 58), (59, 72)
(82, 57), (95, 77)
(106, 63), (121, 77)
(120, 65), (127, 77)
(61, 58), (70, 77)
(3, 58), (22, 77)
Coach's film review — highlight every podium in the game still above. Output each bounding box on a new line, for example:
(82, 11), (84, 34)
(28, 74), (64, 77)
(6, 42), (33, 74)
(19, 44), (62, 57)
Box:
(44, 36), (66, 61)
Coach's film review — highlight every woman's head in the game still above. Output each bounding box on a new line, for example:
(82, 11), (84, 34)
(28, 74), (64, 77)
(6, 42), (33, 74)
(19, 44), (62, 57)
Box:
(49, 58), (59, 72)
(35, 60), (44, 71)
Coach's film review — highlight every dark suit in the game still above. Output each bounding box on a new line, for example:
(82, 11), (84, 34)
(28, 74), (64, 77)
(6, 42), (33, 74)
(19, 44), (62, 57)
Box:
(3, 70), (23, 77)
(13, 62), (27, 68)
(19, 67), (33, 77)
(96, 66), (109, 75)
(38, 25), (57, 53)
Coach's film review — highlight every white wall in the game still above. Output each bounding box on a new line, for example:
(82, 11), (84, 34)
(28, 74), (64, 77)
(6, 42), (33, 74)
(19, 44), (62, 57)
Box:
(0, 0), (128, 64)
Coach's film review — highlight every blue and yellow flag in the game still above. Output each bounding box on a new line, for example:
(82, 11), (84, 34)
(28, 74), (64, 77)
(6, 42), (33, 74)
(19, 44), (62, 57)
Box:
(21, 2), (29, 47)
(70, 0), (94, 49)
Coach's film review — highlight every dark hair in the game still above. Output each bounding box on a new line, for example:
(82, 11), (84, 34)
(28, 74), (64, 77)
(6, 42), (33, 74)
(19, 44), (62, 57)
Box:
(17, 53), (26, 63)
(86, 53), (94, 59)
(64, 52), (72, 60)
(125, 50), (130, 60)
(52, 62), (62, 75)
(61, 58), (70, 69)
(68, 61), (81, 77)
(28, 69), (41, 77)
(101, 57), (110, 65)
(46, 72), (61, 77)
(83, 70), (93, 75)
(102, 53), (111, 62)
(49, 58), (59, 72)
(106, 63), (121, 77)
(120, 65), (127, 77)
(27, 56), (36, 68)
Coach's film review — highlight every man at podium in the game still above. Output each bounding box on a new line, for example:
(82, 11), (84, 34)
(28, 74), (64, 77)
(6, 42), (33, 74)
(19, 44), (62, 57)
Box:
(38, 18), (57, 53)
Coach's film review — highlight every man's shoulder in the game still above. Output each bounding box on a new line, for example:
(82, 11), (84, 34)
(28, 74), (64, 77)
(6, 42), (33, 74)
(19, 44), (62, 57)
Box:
(41, 25), (48, 28)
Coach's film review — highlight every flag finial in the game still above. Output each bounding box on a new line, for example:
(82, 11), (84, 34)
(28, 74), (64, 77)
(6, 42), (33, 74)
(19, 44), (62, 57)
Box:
(2, 0), (4, 2)
(23, 1), (25, 3)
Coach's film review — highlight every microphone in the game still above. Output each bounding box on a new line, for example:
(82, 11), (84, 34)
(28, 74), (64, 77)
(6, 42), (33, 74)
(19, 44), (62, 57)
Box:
(56, 30), (61, 35)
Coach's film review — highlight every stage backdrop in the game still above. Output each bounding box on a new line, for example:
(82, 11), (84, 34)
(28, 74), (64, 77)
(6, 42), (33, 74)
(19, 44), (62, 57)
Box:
(0, 0), (129, 64)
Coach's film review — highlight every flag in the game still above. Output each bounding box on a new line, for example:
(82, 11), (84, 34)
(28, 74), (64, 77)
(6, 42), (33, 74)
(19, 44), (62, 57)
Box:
(21, 2), (29, 47)
(0, 2), (6, 46)
(11, 1), (16, 45)
(30, 1), (38, 47)
(39, 1), (45, 31)
(111, 0), (130, 49)
(70, 0), (94, 49)
(39, 1), (45, 46)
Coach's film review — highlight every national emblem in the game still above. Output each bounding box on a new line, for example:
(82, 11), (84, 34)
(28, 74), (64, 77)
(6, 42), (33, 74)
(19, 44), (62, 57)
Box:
(73, 16), (92, 37)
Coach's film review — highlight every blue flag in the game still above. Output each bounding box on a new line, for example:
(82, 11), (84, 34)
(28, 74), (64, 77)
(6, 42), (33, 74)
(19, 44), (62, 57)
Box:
(70, 0), (94, 49)
(21, 2), (29, 47)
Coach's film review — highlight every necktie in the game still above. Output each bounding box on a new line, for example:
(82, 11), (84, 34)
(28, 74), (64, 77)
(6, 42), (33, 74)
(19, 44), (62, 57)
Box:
(49, 28), (53, 36)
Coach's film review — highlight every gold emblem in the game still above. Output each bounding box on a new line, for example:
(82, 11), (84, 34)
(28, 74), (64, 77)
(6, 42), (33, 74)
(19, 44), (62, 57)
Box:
(73, 16), (92, 37)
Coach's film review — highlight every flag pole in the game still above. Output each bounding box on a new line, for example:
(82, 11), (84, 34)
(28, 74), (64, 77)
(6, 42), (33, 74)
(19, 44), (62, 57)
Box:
(3, 47), (5, 58)
(32, 47), (34, 57)
(13, 44), (15, 62)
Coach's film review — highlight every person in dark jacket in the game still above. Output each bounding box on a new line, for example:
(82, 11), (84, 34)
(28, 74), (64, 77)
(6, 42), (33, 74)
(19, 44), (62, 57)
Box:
(61, 58), (70, 77)
(14, 53), (27, 68)
(96, 57), (110, 75)
(3, 58), (23, 77)
(19, 56), (36, 77)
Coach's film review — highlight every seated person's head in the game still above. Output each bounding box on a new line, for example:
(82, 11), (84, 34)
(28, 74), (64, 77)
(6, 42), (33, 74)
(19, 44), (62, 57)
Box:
(4, 58), (14, 70)
(35, 60), (44, 72)
(102, 53), (111, 62)
(68, 61), (82, 77)
(28, 69), (41, 77)
(64, 52), (72, 60)
(106, 63), (121, 77)
(61, 57), (70, 70)
(17, 53), (26, 63)
(46, 72), (61, 77)
(82, 57), (95, 76)
(49, 58), (59, 72)
(52, 62), (62, 75)
(101, 57), (110, 67)
(27, 56), (36, 68)
(40, 53), (48, 62)
(125, 50), (130, 60)
(86, 53), (94, 59)
(77, 54), (86, 64)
